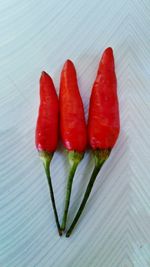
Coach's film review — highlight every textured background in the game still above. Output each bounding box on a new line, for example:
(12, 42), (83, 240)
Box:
(0, 0), (150, 266)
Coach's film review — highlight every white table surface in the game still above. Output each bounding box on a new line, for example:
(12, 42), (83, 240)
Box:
(0, 0), (150, 266)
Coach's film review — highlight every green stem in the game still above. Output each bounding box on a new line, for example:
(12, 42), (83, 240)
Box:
(61, 151), (84, 231)
(66, 149), (110, 237)
(66, 165), (101, 237)
(39, 151), (62, 236)
(61, 163), (78, 231)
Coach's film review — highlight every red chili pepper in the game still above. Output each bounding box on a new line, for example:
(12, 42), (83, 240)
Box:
(59, 60), (87, 231)
(35, 71), (61, 235)
(88, 47), (120, 149)
(66, 48), (120, 237)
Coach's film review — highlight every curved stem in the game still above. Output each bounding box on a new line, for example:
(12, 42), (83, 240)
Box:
(66, 149), (110, 237)
(66, 165), (101, 237)
(61, 151), (83, 231)
(39, 151), (62, 236)
(44, 164), (62, 236)
(61, 163), (78, 231)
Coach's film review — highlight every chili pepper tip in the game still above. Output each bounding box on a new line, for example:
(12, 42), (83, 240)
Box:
(105, 46), (113, 53)
(63, 59), (74, 70)
(41, 71), (49, 78)
(100, 47), (114, 70)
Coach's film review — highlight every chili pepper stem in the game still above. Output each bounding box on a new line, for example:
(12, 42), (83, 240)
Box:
(61, 163), (78, 231)
(61, 151), (84, 231)
(39, 151), (62, 236)
(66, 149), (110, 237)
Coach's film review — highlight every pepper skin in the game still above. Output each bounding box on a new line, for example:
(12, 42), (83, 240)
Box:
(36, 71), (59, 153)
(59, 59), (87, 152)
(88, 47), (120, 149)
